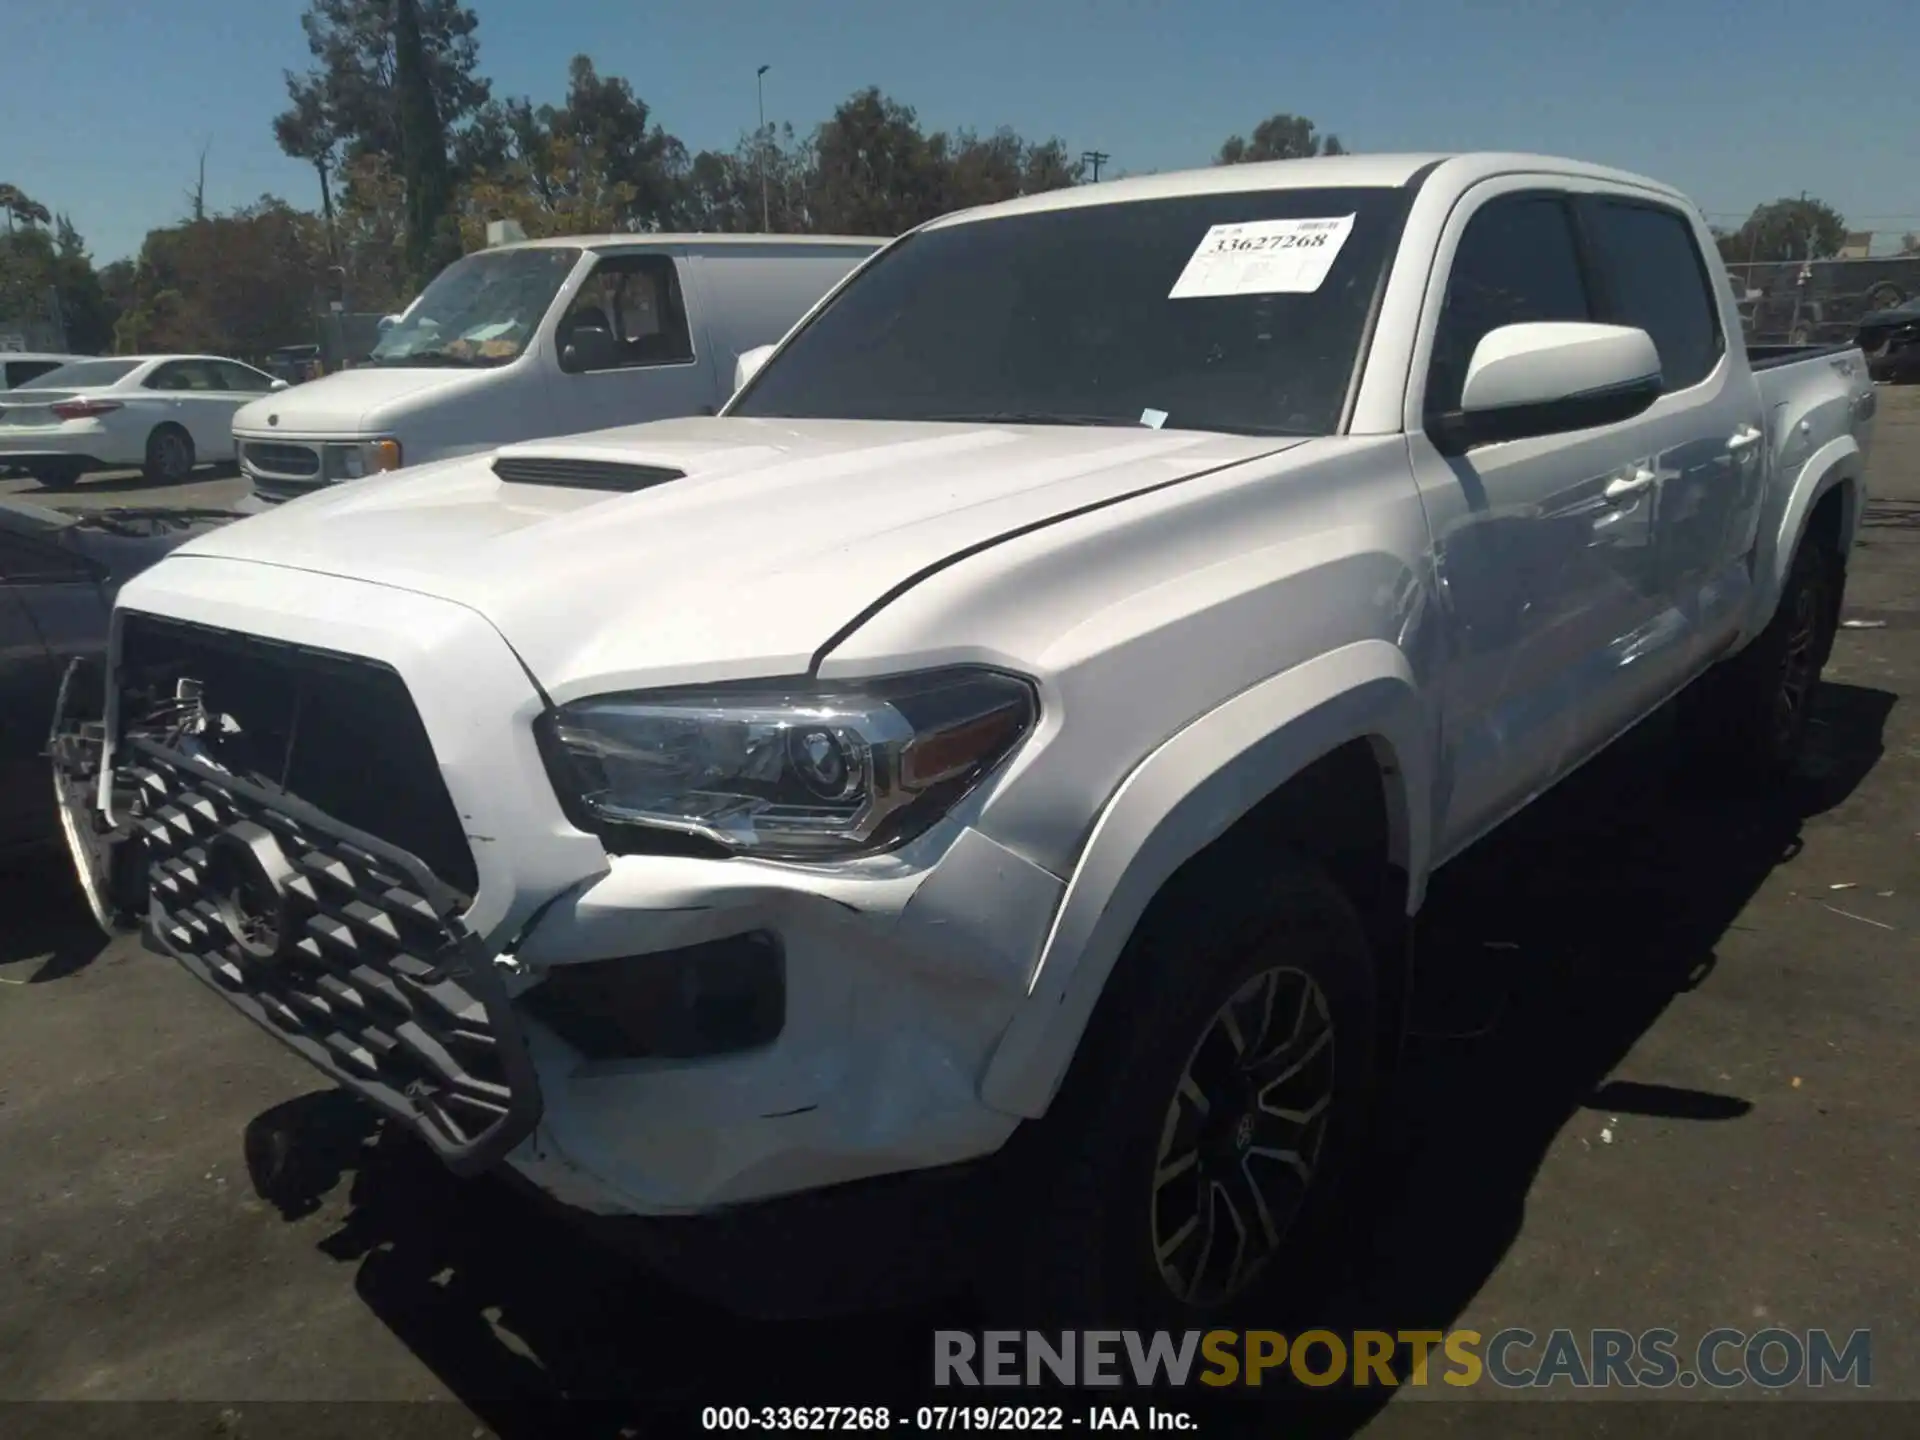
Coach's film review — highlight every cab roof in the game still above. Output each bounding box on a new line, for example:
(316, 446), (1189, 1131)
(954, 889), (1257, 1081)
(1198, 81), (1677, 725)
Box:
(921, 151), (1690, 229)
(493, 233), (888, 253)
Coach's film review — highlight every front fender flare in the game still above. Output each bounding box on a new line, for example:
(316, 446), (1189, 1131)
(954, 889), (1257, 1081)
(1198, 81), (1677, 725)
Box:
(979, 639), (1431, 1119)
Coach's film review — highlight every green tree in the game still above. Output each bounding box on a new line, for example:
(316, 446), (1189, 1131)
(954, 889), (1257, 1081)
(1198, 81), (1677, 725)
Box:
(0, 207), (117, 351)
(0, 182), (52, 233)
(1714, 197), (1848, 264)
(934, 128), (1085, 211)
(273, 79), (343, 255)
(807, 88), (949, 235)
(460, 57), (689, 232)
(681, 124), (815, 233)
(275, 0), (490, 165)
(394, 0), (460, 288)
(333, 153), (412, 313)
(51, 216), (116, 352)
(1215, 114), (1346, 164)
(802, 89), (1081, 236)
(113, 200), (326, 357)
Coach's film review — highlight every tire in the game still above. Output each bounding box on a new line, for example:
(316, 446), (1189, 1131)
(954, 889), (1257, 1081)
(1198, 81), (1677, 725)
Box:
(31, 459), (84, 488)
(987, 857), (1380, 1327)
(1678, 537), (1837, 782)
(143, 424), (195, 485)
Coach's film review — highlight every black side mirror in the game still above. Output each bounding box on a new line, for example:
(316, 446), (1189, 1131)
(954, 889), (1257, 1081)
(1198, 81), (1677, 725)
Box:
(560, 325), (618, 374)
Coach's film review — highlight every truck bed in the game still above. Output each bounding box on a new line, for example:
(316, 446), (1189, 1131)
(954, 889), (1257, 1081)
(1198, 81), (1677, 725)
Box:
(1747, 341), (1859, 372)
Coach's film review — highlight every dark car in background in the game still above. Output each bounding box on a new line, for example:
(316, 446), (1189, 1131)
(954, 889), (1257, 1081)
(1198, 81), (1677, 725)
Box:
(1, 500), (239, 884)
(1858, 295), (1920, 382)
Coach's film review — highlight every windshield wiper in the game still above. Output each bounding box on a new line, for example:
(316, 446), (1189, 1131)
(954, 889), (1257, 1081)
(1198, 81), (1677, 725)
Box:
(923, 410), (1144, 428)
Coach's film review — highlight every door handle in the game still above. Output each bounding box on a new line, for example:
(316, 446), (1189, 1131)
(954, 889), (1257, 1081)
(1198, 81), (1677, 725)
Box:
(1727, 425), (1764, 453)
(1603, 467), (1655, 503)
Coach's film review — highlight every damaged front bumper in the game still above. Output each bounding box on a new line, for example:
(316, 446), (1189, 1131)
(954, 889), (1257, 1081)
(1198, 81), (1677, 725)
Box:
(69, 560), (1062, 1220)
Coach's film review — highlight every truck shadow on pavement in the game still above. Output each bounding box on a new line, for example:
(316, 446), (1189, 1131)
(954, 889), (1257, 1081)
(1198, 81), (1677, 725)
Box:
(242, 680), (1896, 1440)
(0, 853), (113, 982)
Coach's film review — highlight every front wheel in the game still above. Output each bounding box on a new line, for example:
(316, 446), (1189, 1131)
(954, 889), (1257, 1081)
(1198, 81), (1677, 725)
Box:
(1678, 538), (1837, 781)
(989, 859), (1379, 1326)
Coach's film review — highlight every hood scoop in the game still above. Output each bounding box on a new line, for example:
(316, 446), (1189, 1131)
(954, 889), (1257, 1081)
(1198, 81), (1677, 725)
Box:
(491, 454), (688, 492)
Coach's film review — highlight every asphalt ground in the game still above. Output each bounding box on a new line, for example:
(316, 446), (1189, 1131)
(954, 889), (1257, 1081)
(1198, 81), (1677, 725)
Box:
(2, 395), (1917, 1438)
(0, 460), (252, 512)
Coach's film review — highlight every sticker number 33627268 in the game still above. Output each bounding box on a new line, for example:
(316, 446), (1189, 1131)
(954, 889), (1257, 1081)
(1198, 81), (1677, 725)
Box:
(1167, 214), (1357, 300)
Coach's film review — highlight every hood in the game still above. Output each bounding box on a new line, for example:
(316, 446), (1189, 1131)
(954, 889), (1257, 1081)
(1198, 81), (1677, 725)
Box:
(59, 507), (242, 592)
(1859, 304), (1920, 329)
(232, 365), (498, 436)
(170, 415), (1301, 698)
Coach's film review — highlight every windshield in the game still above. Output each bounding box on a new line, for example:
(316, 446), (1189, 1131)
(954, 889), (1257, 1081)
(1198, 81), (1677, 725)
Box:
(368, 246), (582, 368)
(25, 359), (140, 389)
(731, 187), (1407, 436)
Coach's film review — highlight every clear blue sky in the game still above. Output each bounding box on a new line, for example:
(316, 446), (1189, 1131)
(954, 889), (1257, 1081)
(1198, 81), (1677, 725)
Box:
(4, 0), (1917, 264)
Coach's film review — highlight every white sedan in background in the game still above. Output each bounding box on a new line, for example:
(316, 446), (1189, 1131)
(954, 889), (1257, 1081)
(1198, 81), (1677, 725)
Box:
(0, 354), (287, 488)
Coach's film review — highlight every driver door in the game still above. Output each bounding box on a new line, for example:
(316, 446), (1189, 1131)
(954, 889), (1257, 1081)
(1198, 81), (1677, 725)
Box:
(544, 250), (716, 438)
(1409, 185), (1676, 858)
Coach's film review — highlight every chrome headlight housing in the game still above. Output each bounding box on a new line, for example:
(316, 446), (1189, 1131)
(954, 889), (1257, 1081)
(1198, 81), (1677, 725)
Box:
(538, 668), (1038, 860)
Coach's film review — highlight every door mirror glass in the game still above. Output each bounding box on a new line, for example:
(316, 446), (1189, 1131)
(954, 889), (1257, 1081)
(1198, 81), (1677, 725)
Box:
(1431, 322), (1662, 454)
(734, 343), (777, 394)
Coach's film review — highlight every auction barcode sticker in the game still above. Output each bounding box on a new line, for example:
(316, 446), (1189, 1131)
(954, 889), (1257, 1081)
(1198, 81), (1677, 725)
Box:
(1168, 214), (1357, 299)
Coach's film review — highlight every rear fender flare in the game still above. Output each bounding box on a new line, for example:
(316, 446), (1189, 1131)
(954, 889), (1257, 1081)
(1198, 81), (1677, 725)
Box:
(1745, 435), (1862, 647)
(979, 639), (1430, 1119)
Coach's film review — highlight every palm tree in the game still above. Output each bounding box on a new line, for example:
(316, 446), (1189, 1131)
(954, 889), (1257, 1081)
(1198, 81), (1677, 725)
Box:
(0, 183), (53, 233)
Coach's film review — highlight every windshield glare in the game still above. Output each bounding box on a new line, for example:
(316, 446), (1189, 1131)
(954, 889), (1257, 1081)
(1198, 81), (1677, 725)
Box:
(26, 359), (140, 389)
(731, 187), (1406, 436)
(369, 246), (582, 367)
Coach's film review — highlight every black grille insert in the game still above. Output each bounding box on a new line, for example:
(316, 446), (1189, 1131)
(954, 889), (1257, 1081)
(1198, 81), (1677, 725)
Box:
(242, 441), (322, 478)
(491, 454), (686, 492)
(124, 736), (540, 1172)
(118, 615), (477, 897)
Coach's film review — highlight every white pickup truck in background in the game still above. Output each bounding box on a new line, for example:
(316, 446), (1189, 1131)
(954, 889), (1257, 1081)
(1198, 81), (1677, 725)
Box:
(63, 152), (1874, 1326)
(231, 233), (882, 504)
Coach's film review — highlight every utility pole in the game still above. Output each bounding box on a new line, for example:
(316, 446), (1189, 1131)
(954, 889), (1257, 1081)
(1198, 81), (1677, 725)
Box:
(757, 64), (771, 232)
(1081, 149), (1110, 183)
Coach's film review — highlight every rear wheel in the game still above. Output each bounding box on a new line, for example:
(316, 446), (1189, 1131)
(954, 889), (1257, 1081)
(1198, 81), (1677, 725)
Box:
(989, 858), (1379, 1326)
(1678, 538), (1837, 781)
(143, 424), (195, 485)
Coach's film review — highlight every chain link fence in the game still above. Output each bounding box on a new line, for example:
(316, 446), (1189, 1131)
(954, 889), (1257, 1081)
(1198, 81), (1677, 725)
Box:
(1724, 256), (1920, 346)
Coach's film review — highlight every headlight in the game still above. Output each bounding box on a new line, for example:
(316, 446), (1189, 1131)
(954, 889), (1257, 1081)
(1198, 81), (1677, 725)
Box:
(538, 668), (1038, 859)
(322, 438), (402, 481)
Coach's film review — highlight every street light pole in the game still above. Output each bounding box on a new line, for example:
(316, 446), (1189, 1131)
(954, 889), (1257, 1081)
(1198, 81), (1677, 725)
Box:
(756, 64), (771, 232)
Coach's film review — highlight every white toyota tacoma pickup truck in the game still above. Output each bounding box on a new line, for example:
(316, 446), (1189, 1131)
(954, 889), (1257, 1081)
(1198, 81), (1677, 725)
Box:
(58, 152), (1876, 1324)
